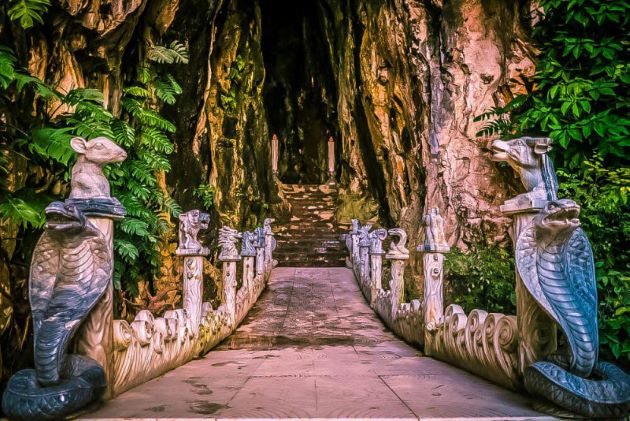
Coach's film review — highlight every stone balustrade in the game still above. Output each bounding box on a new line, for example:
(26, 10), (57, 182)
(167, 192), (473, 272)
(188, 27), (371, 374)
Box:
(345, 215), (519, 390)
(109, 219), (275, 396)
(346, 222), (423, 347)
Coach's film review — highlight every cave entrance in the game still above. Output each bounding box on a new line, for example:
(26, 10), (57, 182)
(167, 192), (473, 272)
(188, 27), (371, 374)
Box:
(260, 0), (339, 185)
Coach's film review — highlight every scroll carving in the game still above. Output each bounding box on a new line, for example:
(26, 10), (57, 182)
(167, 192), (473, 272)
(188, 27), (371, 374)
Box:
(430, 305), (520, 390)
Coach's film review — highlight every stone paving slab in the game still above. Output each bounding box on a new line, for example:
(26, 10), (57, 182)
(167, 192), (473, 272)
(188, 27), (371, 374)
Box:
(83, 268), (556, 420)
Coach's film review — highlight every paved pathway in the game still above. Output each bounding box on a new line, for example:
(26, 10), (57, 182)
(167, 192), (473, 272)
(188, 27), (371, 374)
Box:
(85, 268), (553, 420)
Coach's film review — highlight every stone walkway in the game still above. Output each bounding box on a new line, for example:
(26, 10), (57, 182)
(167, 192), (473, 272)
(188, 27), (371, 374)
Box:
(85, 268), (553, 420)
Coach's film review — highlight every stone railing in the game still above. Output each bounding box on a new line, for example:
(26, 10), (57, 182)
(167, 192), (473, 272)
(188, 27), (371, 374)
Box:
(110, 217), (276, 396)
(345, 137), (630, 418)
(345, 223), (423, 347)
(0, 138), (277, 421)
(345, 215), (519, 391)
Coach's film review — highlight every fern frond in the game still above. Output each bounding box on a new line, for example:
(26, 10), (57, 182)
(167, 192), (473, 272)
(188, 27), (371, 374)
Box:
(111, 119), (136, 147)
(124, 86), (152, 98)
(147, 41), (189, 65)
(7, 0), (50, 29)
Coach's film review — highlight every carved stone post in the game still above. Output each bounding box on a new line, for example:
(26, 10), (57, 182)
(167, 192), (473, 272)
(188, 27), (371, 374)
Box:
(350, 220), (361, 271)
(76, 217), (116, 399)
(327, 136), (335, 183)
(358, 228), (371, 287)
(490, 136), (558, 374)
(369, 228), (387, 307)
(176, 210), (210, 336)
(386, 228), (409, 320)
(417, 208), (450, 356)
(271, 134), (279, 177)
(241, 231), (256, 289)
(263, 218), (277, 274)
(218, 226), (242, 326)
(508, 208), (557, 373)
(254, 227), (265, 279)
(68, 137), (127, 400)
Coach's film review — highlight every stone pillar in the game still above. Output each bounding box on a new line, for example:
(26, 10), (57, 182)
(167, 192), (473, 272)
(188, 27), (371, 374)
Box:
(358, 233), (371, 287)
(181, 256), (204, 335)
(416, 208), (450, 353)
(350, 222), (361, 271)
(175, 210), (210, 336)
(369, 228), (387, 307)
(327, 136), (335, 183)
(386, 228), (409, 320)
(271, 134), (279, 177)
(76, 217), (116, 399)
(263, 218), (276, 274)
(507, 207), (557, 374)
(255, 227), (265, 279)
(218, 226), (242, 326)
(241, 231), (257, 290)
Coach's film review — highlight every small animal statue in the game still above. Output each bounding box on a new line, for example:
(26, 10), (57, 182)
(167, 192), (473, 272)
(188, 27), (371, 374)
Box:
(358, 224), (372, 247)
(218, 226), (242, 261)
(262, 217), (277, 249)
(68, 136), (127, 199)
(421, 208), (449, 252)
(368, 228), (388, 254)
(176, 210), (210, 255)
(254, 227), (265, 248)
(491, 136), (558, 210)
(387, 228), (409, 258)
(2, 202), (111, 420)
(241, 231), (257, 257)
(516, 199), (630, 417)
(351, 218), (360, 234)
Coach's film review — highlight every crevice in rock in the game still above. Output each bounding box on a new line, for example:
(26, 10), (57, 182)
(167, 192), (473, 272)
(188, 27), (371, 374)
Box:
(260, 0), (339, 185)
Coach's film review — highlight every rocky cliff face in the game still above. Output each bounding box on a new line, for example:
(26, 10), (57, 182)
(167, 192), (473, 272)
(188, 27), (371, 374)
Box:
(318, 0), (535, 296)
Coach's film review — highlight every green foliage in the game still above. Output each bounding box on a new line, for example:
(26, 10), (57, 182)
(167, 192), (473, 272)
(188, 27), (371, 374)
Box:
(194, 183), (215, 209)
(219, 55), (246, 113)
(0, 192), (47, 229)
(0, 42), (189, 297)
(476, 0), (629, 168)
(444, 245), (516, 315)
(474, 0), (629, 366)
(147, 41), (189, 65)
(7, 0), (50, 29)
(556, 157), (629, 365)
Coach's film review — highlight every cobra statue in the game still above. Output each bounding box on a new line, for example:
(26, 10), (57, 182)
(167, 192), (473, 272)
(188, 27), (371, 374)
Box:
(516, 199), (630, 417)
(2, 202), (111, 420)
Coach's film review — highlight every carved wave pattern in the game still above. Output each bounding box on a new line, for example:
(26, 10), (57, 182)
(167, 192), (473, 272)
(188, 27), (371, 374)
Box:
(110, 250), (272, 396)
(427, 304), (519, 390)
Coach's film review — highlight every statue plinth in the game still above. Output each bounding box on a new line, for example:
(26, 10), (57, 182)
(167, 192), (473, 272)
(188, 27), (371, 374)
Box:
(73, 198), (126, 400)
(176, 247), (210, 257)
(65, 197), (126, 220)
(502, 200), (558, 375)
(416, 244), (450, 253)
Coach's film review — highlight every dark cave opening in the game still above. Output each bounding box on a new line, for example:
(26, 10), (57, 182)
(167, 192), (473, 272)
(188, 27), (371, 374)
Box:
(260, 0), (339, 185)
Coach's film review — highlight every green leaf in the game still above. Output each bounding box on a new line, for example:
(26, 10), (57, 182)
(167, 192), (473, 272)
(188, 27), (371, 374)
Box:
(7, 0), (50, 29)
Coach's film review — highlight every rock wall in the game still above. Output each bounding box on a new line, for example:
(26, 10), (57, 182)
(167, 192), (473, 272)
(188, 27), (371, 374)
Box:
(318, 0), (535, 296)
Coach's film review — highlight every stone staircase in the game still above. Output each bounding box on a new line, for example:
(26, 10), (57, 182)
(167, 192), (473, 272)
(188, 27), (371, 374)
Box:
(274, 184), (349, 267)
